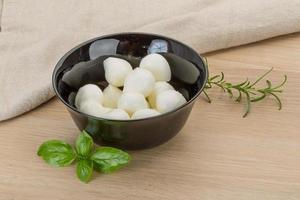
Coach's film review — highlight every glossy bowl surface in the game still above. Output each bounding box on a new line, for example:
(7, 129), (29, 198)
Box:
(53, 33), (208, 150)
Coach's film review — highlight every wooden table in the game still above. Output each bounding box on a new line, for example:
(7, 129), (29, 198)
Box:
(1, 33), (300, 200)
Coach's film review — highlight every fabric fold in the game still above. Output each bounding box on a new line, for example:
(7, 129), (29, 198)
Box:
(0, 0), (3, 31)
(1, 0), (300, 121)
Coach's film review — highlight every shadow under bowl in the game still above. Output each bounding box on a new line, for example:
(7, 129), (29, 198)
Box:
(52, 32), (208, 150)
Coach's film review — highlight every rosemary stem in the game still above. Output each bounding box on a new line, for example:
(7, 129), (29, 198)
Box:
(249, 67), (274, 87)
(203, 66), (286, 117)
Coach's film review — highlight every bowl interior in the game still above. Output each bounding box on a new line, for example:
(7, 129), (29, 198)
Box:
(53, 33), (207, 117)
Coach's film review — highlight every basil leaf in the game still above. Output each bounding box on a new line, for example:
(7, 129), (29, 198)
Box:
(76, 159), (93, 183)
(76, 131), (93, 157)
(93, 162), (103, 173)
(37, 140), (76, 167)
(91, 147), (131, 173)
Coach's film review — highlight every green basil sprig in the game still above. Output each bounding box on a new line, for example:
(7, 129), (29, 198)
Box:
(37, 140), (76, 167)
(37, 131), (131, 183)
(91, 147), (131, 173)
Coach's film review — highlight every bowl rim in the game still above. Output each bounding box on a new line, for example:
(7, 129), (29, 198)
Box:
(52, 32), (208, 122)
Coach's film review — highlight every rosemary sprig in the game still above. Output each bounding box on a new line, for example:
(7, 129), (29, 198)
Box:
(203, 59), (287, 117)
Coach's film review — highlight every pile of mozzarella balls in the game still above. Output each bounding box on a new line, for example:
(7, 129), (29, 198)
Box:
(75, 53), (187, 120)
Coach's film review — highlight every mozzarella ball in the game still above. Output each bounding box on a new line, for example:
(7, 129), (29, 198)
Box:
(131, 109), (160, 119)
(148, 81), (174, 108)
(156, 90), (187, 113)
(101, 109), (130, 120)
(78, 100), (111, 117)
(117, 93), (149, 115)
(75, 84), (103, 109)
(123, 68), (155, 97)
(103, 85), (122, 108)
(139, 53), (171, 81)
(103, 57), (133, 87)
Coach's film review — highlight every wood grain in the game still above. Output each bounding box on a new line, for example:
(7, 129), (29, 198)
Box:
(1, 33), (300, 200)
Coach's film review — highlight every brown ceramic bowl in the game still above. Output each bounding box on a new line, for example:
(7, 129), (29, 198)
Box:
(52, 33), (208, 150)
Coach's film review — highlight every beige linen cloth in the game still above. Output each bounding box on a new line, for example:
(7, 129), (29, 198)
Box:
(0, 0), (300, 121)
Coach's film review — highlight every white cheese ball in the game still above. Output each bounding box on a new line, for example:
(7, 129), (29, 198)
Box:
(123, 68), (155, 97)
(117, 93), (149, 115)
(101, 109), (130, 120)
(148, 81), (174, 108)
(103, 57), (133, 87)
(75, 84), (103, 109)
(78, 100), (111, 117)
(139, 53), (171, 81)
(131, 109), (160, 119)
(156, 90), (187, 113)
(103, 85), (122, 108)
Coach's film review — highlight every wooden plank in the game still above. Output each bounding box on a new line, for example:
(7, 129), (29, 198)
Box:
(0, 33), (300, 200)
